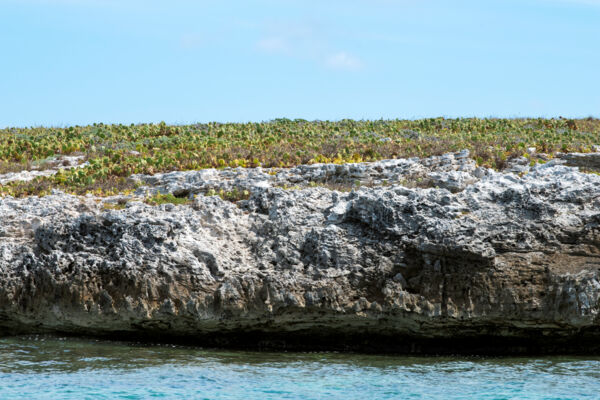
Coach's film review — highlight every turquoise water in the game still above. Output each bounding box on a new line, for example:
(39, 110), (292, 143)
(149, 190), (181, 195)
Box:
(0, 336), (598, 399)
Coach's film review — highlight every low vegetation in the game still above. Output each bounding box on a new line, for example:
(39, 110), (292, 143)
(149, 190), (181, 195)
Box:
(0, 117), (598, 197)
(145, 192), (191, 206)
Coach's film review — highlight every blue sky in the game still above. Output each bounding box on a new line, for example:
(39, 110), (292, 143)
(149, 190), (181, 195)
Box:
(1, 0), (599, 127)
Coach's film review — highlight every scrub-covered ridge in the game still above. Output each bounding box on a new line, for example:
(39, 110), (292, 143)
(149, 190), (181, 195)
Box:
(1, 118), (599, 197)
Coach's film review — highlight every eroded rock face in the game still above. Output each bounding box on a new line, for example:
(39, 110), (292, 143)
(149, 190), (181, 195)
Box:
(560, 152), (600, 171)
(0, 154), (599, 354)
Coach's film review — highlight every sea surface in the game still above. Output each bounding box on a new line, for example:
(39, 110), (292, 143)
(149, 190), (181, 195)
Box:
(0, 336), (598, 399)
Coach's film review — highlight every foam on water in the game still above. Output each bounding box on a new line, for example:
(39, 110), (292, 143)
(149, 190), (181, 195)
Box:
(0, 336), (598, 399)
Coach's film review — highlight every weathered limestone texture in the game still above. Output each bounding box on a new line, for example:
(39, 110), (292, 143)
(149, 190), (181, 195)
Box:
(0, 152), (599, 353)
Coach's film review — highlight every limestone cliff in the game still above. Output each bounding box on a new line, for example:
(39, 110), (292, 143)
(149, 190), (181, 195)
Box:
(0, 152), (599, 354)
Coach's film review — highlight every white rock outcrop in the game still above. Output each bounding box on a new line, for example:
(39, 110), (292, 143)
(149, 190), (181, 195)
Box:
(0, 152), (599, 353)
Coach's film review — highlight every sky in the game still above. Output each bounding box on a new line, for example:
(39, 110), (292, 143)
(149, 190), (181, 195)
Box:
(0, 0), (599, 127)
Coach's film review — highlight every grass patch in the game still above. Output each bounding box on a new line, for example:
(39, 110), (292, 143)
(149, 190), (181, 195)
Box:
(205, 188), (251, 202)
(145, 192), (191, 206)
(102, 202), (127, 210)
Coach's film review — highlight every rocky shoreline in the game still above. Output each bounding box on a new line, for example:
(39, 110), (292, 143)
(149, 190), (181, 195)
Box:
(1, 151), (599, 354)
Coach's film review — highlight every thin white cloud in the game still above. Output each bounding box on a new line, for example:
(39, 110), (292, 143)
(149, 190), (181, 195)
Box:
(180, 33), (205, 49)
(9, 0), (116, 4)
(543, 0), (600, 5)
(256, 37), (290, 55)
(325, 52), (364, 71)
(255, 21), (364, 72)
(570, 0), (600, 4)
